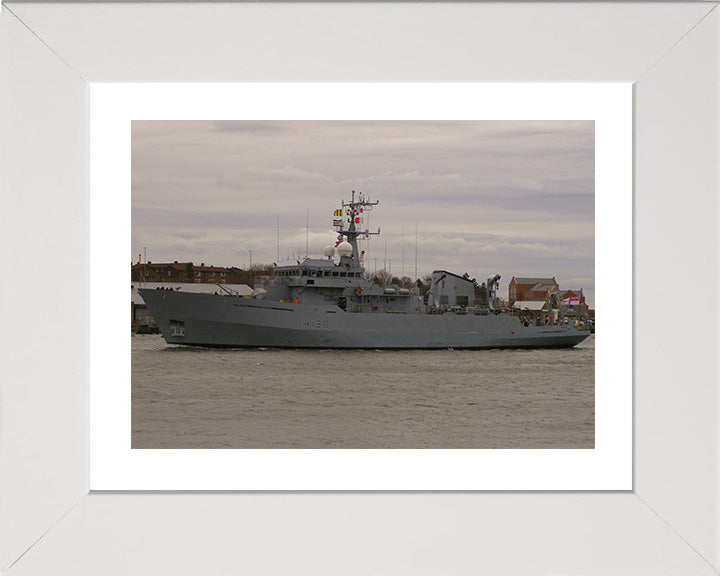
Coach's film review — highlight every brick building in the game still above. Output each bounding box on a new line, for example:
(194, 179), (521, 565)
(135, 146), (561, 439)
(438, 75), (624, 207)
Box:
(559, 289), (589, 319)
(508, 277), (559, 305)
(131, 261), (251, 285)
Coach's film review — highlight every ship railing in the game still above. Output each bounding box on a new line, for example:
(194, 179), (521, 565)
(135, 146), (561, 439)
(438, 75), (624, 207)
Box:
(216, 283), (240, 296)
(429, 304), (495, 315)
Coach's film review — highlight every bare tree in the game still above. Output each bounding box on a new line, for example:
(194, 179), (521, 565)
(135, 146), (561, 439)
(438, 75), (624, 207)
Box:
(370, 269), (393, 286)
(398, 276), (414, 289)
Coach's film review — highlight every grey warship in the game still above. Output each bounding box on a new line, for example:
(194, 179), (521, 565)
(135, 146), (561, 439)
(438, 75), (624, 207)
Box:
(139, 192), (590, 349)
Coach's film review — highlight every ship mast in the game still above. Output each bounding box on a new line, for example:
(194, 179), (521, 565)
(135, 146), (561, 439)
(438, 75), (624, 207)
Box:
(336, 190), (380, 266)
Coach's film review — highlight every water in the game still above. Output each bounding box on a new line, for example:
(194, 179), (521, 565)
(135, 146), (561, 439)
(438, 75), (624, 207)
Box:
(132, 334), (594, 449)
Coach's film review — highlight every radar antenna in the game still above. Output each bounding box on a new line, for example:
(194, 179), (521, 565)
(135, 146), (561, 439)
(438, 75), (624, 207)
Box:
(334, 190), (380, 266)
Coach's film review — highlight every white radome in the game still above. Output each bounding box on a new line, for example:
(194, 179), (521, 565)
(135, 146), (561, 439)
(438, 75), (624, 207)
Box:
(337, 242), (353, 256)
(323, 245), (335, 258)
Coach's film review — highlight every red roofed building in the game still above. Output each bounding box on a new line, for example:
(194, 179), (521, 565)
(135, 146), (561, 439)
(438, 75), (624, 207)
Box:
(508, 276), (559, 305)
(559, 289), (589, 319)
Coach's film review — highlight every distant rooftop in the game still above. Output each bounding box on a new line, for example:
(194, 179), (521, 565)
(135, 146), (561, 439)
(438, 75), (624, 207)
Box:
(132, 262), (242, 272)
(513, 276), (556, 286)
(511, 300), (547, 310)
(529, 280), (558, 292)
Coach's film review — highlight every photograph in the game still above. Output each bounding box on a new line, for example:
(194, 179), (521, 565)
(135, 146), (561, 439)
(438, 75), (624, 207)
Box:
(131, 120), (595, 449)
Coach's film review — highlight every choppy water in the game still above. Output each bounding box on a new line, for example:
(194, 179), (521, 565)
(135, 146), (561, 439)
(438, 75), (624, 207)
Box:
(132, 334), (594, 449)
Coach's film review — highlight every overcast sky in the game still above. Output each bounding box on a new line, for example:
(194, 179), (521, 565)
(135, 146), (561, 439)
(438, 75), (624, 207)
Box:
(132, 120), (594, 305)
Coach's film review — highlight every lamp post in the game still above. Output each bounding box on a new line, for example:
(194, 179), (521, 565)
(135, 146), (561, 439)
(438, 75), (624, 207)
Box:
(248, 249), (252, 270)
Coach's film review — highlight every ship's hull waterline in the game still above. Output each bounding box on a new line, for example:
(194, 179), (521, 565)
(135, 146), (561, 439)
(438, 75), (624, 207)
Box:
(139, 289), (590, 349)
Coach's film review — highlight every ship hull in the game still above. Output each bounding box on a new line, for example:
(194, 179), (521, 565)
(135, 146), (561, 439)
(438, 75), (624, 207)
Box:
(139, 289), (590, 349)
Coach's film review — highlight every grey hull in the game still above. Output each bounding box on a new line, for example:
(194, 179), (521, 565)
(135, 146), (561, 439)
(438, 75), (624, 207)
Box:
(139, 289), (590, 349)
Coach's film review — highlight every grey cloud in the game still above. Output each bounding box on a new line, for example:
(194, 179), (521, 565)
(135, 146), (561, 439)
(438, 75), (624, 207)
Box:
(133, 120), (595, 305)
(209, 120), (293, 134)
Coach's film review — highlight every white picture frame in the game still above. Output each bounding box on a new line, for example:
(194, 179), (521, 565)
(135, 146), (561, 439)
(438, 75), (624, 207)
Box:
(2, 2), (718, 574)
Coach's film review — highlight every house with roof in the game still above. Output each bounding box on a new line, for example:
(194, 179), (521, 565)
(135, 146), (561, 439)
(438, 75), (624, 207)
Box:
(508, 276), (559, 305)
(559, 289), (589, 319)
(509, 298), (551, 325)
(131, 261), (251, 285)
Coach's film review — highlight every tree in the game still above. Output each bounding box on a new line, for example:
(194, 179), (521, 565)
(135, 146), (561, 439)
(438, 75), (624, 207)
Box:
(370, 269), (393, 286)
(416, 274), (433, 296)
(398, 276), (414, 289)
(476, 283), (488, 306)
